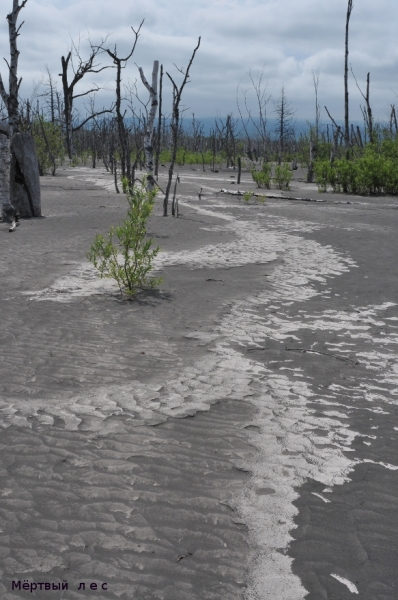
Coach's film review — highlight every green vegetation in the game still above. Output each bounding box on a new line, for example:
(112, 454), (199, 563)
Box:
(251, 162), (271, 188)
(273, 163), (292, 190)
(251, 162), (292, 190)
(243, 191), (254, 203)
(314, 138), (398, 195)
(87, 180), (162, 296)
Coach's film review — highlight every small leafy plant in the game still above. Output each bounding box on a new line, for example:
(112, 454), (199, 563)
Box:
(243, 191), (253, 203)
(251, 162), (271, 189)
(87, 180), (162, 296)
(273, 163), (292, 190)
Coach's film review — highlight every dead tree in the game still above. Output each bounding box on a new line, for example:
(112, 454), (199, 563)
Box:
(215, 114), (239, 168)
(273, 86), (295, 164)
(0, 0), (41, 222)
(351, 68), (374, 144)
(237, 67), (271, 162)
(0, 124), (15, 229)
(390, 105), (398, 137)
(138, 60), (159, 191)
(307, 71), (321, 183)
(154, 64), (163, 178)
(325, 106), (342, 164)
(59, 37), (111, 159)
(164, 37), (201, 216)
(344, 0), (353, 150)
(98, 22), (143, 186)
(312, 69), (321, 139)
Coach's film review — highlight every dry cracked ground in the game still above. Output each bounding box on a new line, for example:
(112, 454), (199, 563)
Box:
(0, 163), (398, 600)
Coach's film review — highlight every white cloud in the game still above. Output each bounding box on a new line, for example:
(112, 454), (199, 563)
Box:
(0, 0), (396, 126)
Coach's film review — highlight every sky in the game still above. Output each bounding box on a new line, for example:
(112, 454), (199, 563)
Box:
(0, 0), (397, 130)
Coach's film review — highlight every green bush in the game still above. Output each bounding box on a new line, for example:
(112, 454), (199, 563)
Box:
(87, 180), (162, 296)
(251, 162), (271, 188)
(314, 147), (398, 196)
(273, 163), (292, 190)
(314, 159), (332, 192)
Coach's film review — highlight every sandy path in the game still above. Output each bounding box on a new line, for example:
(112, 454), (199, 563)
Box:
(1, 165), (398, 599)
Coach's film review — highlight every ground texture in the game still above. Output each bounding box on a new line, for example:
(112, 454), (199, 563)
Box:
(0, 164), (397, 599)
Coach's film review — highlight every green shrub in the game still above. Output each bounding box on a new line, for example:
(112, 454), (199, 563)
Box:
(243, 191), (253, 203)
(273, 163), (292, 190)
(314, 159), (332, 192)
(87, 180), (162, 296)
(251, 162), (271, 189)
(314, 148), (398, 196)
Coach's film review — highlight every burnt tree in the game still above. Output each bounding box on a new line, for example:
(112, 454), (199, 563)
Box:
(164, 36), (201, 217)
(138, 60), (159, 191)
(59, 38), (111, 159)
(98, 21), (143, 186)
(0, 0), (41, 222)
(344, 0), (353, 150)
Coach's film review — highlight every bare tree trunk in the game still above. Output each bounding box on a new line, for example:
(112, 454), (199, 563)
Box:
(154, 64), (163, 178)
(100, 22), (142, 184)
(0, 1), (28, 228)
(312, 69), (320, 139)
(171, 173), (179, 216)
(356, 125), (363, 148)
(351, 67), (374, 145)
(0, 0), (41, 223)
(390, 105), (398, 137)
(307, 139), (316, 183)
(59, 42), (112, 161)
(344, 0), (353, 150)
(163, 37), (201, 216)
(139, 60), (159, 191)
(59, 53), (74, 159)
(0, 126), (15, 229)
(331, 126), (341, 164)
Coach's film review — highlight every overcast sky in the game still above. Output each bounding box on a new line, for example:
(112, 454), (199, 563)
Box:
(0, 0), (397, 128)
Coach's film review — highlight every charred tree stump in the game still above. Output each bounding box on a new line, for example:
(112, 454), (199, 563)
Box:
(10, 132), (41, 217)
(0, 125), (18, 230)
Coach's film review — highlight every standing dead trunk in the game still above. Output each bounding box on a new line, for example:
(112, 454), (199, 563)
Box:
(139, 60), (159, 191)
(163, 37), (201, 216)
(99, 22), (143, 186)
(307, 139), (316, 183)
(0, 125), (16, 229)
(331, 126), (341, 164)
(59, 42), (111, 161)
(351, 67), (374, 145)
(344, 0), (353, 150)
(154, 64), (163, 179)
(171, 173), (179, 217)
(0, 0), (41, 222)
(11, 132), (41, 217)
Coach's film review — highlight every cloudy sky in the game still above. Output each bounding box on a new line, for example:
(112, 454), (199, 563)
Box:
(0, 0), (397, 128)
